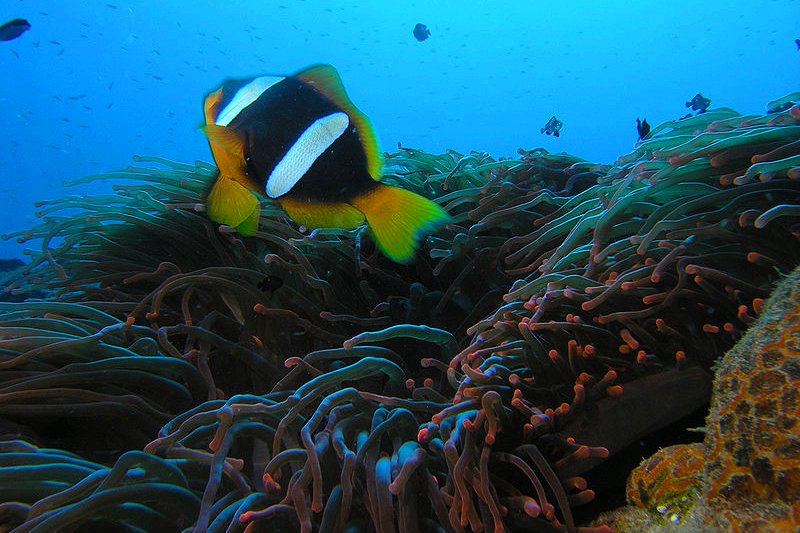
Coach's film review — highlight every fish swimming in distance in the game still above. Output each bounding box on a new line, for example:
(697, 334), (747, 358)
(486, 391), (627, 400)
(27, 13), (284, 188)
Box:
(413, 23), (430, 42)
(540, 115), (563, 137)
(636, 117), (650, 141)
(202, 64), (450, 264)
(0, 19), (31, 41)
(685, 93), (711, 114)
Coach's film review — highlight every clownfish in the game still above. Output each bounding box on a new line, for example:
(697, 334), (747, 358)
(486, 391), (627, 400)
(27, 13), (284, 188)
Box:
(202, 64), (450, 263)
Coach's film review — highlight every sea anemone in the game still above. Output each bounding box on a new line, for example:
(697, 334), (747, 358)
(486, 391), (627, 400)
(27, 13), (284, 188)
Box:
(1, 95), (799, 532)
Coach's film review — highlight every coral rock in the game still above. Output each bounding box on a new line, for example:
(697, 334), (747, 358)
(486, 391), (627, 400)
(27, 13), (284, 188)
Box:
(612, 265), (800, 532)
(626, 442), (704, 522)
(701, 265), (800, 532)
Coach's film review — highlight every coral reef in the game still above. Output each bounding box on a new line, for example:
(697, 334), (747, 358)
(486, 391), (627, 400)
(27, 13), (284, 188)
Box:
(625, 443), (705, 526)
(600, 263), (800, 533)
(0, 94), (799, 532)
(702, 264), (800, 532)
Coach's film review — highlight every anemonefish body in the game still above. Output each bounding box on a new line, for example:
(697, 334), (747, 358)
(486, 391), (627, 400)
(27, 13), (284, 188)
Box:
(202, 64), (450, 263)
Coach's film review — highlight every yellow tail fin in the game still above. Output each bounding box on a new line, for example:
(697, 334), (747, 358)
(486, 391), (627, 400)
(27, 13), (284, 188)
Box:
(350, 183), (450, 263)
(206, 173), (261, 235)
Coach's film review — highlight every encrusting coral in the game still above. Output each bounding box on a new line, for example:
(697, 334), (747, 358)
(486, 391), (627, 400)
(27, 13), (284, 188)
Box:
(601, 262), (800, 532)
(0, 92), (798, 532)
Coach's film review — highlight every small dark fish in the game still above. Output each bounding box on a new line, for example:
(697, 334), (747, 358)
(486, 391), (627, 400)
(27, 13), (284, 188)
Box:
(540, 115), (563, 137)
(795, 38), (800, 50)
(413, 23), (430, 42)
(685, 93), (711, 113)
(0, 18), (30, 41)
(636, 117), (650, 141)
(258, 275), (283, 292)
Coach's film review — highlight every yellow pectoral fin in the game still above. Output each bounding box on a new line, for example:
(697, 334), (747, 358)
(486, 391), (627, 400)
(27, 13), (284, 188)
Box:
(206, 174), (261, 235)
(278, 197), (366, 230)
(350, 184), (451, 263)
(203, 124), (247, 158)
(236, 205), (261, 236)
(203, 125), (261, 191)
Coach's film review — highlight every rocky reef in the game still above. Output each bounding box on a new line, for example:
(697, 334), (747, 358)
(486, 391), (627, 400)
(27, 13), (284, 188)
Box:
(601, 262), (800, 532)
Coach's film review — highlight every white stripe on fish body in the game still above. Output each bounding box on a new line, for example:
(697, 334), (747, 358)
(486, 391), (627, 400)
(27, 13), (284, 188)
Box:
(266, 112), (350, 198)
(215, 76), (284, 127)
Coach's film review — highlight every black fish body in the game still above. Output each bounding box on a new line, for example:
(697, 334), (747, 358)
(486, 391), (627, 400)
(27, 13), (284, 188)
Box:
(0, 18), (30, 41)
(226, 77), (373, 205)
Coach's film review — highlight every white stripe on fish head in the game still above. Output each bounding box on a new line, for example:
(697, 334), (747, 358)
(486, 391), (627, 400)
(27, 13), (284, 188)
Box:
(215, 76), (284, 127)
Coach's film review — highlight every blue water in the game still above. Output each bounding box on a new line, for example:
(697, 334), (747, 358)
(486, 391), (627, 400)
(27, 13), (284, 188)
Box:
(1, 0), (797, 260)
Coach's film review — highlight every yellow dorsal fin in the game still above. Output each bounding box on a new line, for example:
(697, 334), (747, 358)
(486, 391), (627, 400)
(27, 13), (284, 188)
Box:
(296, 64), (384, 181)
(350, 183), (451, 263)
